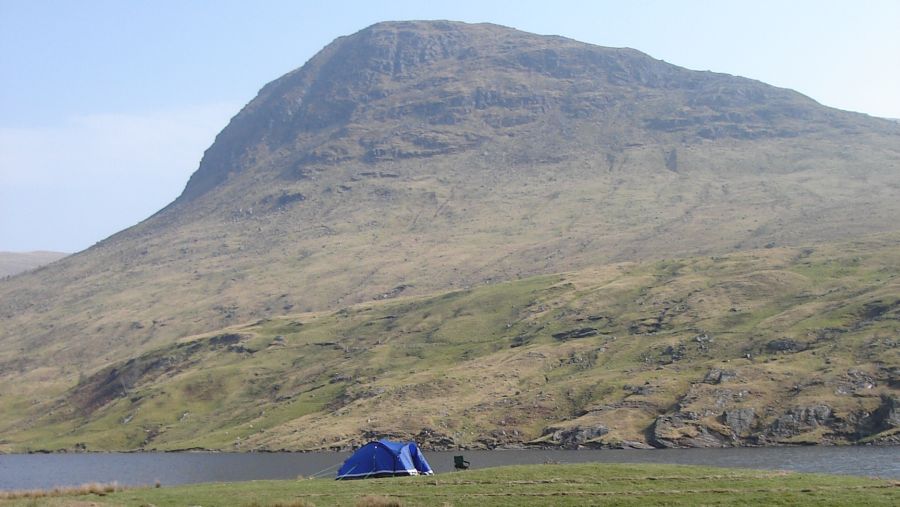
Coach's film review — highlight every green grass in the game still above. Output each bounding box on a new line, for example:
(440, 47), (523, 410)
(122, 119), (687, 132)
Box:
(1, 463), (897, 506)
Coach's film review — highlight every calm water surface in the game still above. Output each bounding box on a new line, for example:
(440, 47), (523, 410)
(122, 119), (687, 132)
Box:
(1, 447), (897, 490)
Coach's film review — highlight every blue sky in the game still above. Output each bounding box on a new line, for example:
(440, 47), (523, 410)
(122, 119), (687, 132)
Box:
(2, 0), (899, 252)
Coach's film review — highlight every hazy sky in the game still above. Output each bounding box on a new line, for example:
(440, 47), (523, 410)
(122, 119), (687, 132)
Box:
(2, 0), (899, 252)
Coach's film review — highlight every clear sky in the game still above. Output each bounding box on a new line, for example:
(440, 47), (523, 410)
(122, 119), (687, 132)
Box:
(2, 0), (899, 252)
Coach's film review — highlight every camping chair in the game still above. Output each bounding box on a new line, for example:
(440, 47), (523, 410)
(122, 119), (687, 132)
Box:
(454, 455), (470, 470)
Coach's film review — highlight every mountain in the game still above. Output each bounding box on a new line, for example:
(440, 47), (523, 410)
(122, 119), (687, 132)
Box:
(1, 21), (899, 451)
(0, 251), (67, 278)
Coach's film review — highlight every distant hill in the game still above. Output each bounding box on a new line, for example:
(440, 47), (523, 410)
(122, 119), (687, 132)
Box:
(0, 251), (67, 278)
(1, 21), (899, 451)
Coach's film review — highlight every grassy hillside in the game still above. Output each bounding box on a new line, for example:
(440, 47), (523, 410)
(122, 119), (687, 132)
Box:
(1, 463), (898, 506)
(2, 21), (899, 397)
(2, 236), (897, 452)
(2, 133), (899, 401)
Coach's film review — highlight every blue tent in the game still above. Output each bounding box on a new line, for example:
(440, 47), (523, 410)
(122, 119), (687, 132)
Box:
(336, 439), (434, 480)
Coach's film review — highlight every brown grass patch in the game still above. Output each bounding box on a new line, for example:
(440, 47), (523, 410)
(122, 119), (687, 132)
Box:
(356, 495), (403, 507)
(0, 481), (125, 500)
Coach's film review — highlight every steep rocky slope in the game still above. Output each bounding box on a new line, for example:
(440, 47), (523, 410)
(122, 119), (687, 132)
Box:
(1, 21), (899, 450)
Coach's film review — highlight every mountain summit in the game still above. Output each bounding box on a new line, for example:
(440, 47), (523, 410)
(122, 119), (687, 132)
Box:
(1, 22), (899, 444)
(180, 20), (885, 204)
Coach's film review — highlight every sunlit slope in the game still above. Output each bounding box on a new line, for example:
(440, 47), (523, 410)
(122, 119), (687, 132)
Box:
(2, 21), (900, 392)
(2, 237), (896, 452)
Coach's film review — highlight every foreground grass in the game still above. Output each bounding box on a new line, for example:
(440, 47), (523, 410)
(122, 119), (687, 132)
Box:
(1, 463), (897, 506)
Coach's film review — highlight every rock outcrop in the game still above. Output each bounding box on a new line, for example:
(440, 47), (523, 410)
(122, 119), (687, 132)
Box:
(648, 412), (727, 448)
(537, 424), (610, 449)
(723, 408), (756, 437)
(764, 405), (834, 439)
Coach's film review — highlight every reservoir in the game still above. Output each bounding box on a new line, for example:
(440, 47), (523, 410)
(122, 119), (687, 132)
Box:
(1, 446), (897, 491)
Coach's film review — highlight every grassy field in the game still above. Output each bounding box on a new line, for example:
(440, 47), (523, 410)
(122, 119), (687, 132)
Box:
(1, 463), (897, 506)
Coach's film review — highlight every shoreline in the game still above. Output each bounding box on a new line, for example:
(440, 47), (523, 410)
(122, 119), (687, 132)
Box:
(5, 440), (898, 455)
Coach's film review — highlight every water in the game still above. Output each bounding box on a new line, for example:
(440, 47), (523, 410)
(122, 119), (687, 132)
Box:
(1, 447), (897, 491)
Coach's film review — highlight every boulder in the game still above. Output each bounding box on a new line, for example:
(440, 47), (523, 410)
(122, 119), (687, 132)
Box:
(723, 408), (755, 436)
(649, 413), (726, 448)
(845, 369), (877, 390)
(552, 328), (599, 341)
(766, 339), (803, 353)
(623, 383), (655, 396)
(704, 368), (738, 384)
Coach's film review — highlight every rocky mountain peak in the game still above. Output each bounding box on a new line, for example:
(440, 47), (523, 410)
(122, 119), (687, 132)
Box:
(179, 21), (491, 200)
(177, 21), (709, 202)
(179, 20), (882, 206)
